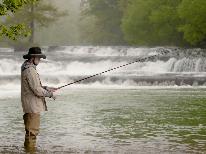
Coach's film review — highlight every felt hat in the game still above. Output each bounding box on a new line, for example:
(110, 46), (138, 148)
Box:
(23, 47), (46, 59)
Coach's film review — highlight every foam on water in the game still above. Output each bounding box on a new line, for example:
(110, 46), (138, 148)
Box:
(0, 84), (20, 99)
(57, 46), (161, 56)
(0, 58), (21, 75)
(1, 46), (206, 99)
(1, 55), (206, 76)
(0, 48), (14, 53)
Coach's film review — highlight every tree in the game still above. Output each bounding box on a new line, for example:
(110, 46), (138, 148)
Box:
(148, 0), (184, 46)
(178, 0), (206, 46)
(80, 0), (126, 45)
(121, 0), (184, 46)
(5, 0), (67, 49)
(0, 0), (37, 40)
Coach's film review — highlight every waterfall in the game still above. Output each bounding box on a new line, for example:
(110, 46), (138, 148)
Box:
(1, 46), (206, 88)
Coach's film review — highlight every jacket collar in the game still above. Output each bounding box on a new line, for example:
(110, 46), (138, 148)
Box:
(21, 60), (36, 72)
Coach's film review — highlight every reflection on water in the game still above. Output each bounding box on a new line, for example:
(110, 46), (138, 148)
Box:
(0, 89), (206, 153)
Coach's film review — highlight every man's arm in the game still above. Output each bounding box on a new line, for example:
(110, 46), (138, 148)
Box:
(26, 67), (53, 98)
(42, 86), (48, 90)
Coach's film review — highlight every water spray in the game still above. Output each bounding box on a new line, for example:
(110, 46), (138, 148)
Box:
(57, 48), (171, 89)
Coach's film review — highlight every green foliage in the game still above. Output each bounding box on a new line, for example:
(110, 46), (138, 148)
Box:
(84, 0), (206, 47)
(178, 0), (206, 46)
(121, 0), (154, 45)
(121, 0), (184, 46)
(121, 0), (206, 46)
(4, 0), (67, 48)
(7, 1), (67, 27)
(0, 0), (36, 15)
(81, 0), (126, 45)
(0, 0), (36, 40)
(149, 0), (183, 45)
(0, 0), (66, 43)
(0, 24), (30, 40)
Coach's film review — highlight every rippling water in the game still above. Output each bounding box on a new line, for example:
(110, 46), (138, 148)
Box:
(0, 88), (206, 153)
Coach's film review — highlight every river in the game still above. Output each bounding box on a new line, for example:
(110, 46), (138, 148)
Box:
(0, 46), (206, 153)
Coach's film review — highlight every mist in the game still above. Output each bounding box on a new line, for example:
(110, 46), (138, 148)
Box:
(35, 0), (82, 46)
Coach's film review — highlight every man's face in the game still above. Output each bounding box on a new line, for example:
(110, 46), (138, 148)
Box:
(33, 57), (40, 65)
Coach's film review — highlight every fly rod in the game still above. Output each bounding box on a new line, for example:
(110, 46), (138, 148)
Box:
(57, 48), (170, 89)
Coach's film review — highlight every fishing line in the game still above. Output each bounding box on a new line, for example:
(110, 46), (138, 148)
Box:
(57, 48), (170, 89)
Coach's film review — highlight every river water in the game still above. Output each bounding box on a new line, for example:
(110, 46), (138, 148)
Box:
(0, 46), (206, 153)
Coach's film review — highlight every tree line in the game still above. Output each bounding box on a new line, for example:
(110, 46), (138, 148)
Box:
(81, 0), (206, 47)
(1, 0), (206, 48)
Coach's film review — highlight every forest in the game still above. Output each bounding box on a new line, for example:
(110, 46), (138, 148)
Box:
(83, 0), (206, 47)
(0, 0), (206, 47)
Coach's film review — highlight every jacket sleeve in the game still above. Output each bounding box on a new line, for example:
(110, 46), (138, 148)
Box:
(42, 86), (48, 90)
(26, 67), (52, 98)
(42, 86), (54, 91)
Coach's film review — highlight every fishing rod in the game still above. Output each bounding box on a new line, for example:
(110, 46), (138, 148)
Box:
(57, 48), (171, 90)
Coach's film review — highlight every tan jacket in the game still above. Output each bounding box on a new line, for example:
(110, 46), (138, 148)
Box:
(21, 61), (51, 113)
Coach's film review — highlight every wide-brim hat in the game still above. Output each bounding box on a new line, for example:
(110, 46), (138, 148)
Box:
(23, 47), (46, 59)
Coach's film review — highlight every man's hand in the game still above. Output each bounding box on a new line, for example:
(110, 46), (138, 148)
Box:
(48, 91), (56, 100)
(46, 87), (58, 100)
(51, 94), (56, 100)
(47, 87), (59, 92)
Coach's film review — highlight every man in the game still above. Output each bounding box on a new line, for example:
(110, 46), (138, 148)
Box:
(21, 47), (58, 149)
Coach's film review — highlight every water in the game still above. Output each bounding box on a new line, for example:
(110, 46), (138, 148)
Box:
(0, 88), (206, 153)
(1, 46), (206, 90)
(0, 46), (206, 153)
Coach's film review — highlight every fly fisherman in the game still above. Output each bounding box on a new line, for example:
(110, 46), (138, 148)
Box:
(21, 47), (58, 150)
